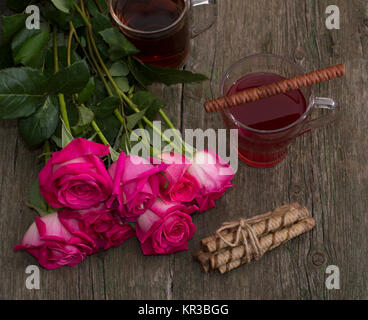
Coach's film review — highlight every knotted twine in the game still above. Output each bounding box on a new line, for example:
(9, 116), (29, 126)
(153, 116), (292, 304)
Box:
(215, 211), (278, 263)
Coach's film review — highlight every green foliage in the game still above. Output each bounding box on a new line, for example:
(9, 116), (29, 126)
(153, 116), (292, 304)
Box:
(0, 68), (47, 119)
(0, 1), (208, 162)
(99, 28), (140, 60)
(1, 13), (29, 44)
(127, 57), (209, 87)
(19, 96), (59, 148)
(47, 60), (90, 95)
(28, 179), (49, 216)
(132, 91), (165, 120)
(51, 0), (74, 14)
(78, 77), (95, 103)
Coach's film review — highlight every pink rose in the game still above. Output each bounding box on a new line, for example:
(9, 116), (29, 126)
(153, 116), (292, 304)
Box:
(38, 138), (112, 210)
(104, 223), (135, 249)
(136, 198), (196, 255)
(187, 150), (234, 212)
(14, 212), (96, 269)
(59, 205), (135, 250)
(108, 153), (167, 221)
(158, 152), (200, 203)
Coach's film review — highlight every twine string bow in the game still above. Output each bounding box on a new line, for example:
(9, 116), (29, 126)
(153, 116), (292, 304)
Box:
(215, 211), (278, 262)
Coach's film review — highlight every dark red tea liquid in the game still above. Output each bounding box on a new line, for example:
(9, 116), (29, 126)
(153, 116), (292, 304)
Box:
(225, 73), (307, 167)
(228, 73), (306, 130)
(114, 0), (189, 68)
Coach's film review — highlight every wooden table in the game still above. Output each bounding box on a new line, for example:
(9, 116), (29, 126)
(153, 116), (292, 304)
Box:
(1, 0), (367, 300)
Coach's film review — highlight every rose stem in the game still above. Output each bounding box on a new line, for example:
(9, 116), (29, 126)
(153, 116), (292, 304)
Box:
(53, 26), (71, 133)
(44, 140), (51, 163)
(69, 22), (157, 155)
(75, 1), (184, 154)
(66, 22), (110, 146)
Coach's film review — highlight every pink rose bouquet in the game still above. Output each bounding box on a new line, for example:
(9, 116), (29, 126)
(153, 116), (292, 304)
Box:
(15, 138), (234, 269)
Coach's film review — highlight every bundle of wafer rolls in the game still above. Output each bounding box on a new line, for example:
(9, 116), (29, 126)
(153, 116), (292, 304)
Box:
(194, 202), (315, 274)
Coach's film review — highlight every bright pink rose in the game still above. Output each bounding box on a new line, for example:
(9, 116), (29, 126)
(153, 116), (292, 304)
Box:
(158, 152), (200, 203)
(104, 223), (135, 249)
(108, 153), (167, 221)
(14, 212), (96, 270)
(136, 198), (196, 255)
(187, 150), (234, 212)
(59, 205), (135, 251)
(38, 138), (112, 210)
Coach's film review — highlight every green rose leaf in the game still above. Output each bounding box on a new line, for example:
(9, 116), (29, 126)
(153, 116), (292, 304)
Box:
(109, 147), (120, 162)
(91, 12), (111, 33)
(109, 61), (129, 77)
(14, 31), (50, 67)
(86, 0), (101, 16)
(44, 46), (81, 77)
(72, 105), (95, 135)
(127, 57), (208, 86)
(132, 90), (165, 120)
(114, 76), (130, 92)
(78, 77), (95, 104)
(61, 119), (74, 148)
(28, 179), (49, 216)
(19, 96), (59, 147)
(126, 108), (148, 130)
(0, 67), (47, 120)
(12, 27), (40, 54)
(99, 28), (139, 59)
(1, 13), (29, 44)
(93, 96), (120, 119)
(51, 0), (73, 14)
(47, 60), (90, 94)
(94, 115), (120, 145)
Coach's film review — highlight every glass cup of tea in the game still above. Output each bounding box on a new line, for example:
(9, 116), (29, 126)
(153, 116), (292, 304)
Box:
(109, 0), (217, 68)
(220, 54), (340, 168)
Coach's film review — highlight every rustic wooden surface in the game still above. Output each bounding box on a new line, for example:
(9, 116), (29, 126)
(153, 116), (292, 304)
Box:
(1, 0), (367, 300)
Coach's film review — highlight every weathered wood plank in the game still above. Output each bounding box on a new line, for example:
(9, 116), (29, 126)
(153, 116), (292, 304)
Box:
(175, 0), (368, 299)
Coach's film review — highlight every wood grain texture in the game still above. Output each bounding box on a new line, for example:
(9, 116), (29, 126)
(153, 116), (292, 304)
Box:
(0, 0), (367, 300)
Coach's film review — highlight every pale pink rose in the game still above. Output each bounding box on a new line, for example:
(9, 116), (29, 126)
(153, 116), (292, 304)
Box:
(14, 212), (96, 270)
(136, 198), (196, 255)
(187, 150), (234, 212)
(38, 138), (112, 210)
(108, 153), (167, 221)
(59, 205), (135, 251)
(158, 152), (200, 203)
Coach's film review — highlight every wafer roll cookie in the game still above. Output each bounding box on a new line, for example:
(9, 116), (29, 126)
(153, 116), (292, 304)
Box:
(217, 218), (315, 274)
(202, 203), (308, 253)
(193, 251), (211, 273)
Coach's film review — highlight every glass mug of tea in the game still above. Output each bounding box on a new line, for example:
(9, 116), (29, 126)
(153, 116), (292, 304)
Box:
(221, 54), (340, 168)
(109, 0), (217, 68)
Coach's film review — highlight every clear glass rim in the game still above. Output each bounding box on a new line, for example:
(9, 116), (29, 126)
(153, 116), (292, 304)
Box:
(221, 53), (315, 134)
(109, 0), (189, 36)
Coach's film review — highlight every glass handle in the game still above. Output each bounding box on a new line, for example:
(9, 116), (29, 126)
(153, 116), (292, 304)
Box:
(299, 97), (340, 135)
(191, 0), (217, 39)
